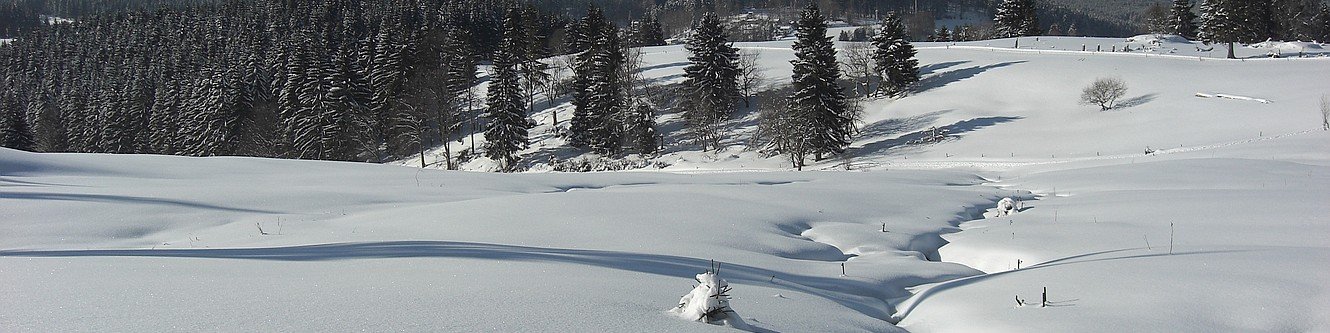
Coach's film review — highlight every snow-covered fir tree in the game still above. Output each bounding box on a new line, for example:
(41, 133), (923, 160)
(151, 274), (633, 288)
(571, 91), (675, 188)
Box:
(1321, 7), (1330, 41)
(0, 90), (36, 151)
(994, 0), (1040, 38)
(934, 26), (953, 42)
(443, 26), (481, 156)
(761, 4), (853, 170)
(872, 12), (920, 97)
(367, 22), (409, 159)
(623, 99), (659, 155)
(564, 18), (590, 55)
(1171, 0), (1199, 39)
(518, 6), (551, 117)
(1271, 0), (1323, 41)
(484, 8), (534, 172)
(639, 13), (667, 47)
(1200, 0), (1271, 58)
(570, 6), (626, 155)
(682, 12), (741, 151)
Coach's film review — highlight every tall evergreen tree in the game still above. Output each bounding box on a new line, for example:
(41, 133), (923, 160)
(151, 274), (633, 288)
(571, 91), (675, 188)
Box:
(1320, 6), (1330, 42)
(1239, 1), (1276, 41)
(681, 12), (740, 151)
(367, 23), (405, 160)
(443, 26), (480, 156)
(0, 90), (36, 151)
(569, 6), (625, 155)
(400, 25), (456, 168)
(872, 13), (920, 97)
(638, 13), (667, 47)
(994, 0), (1040, 38)
(1200, 0), (1269, 58)
(1271, 0), (1320, 41)
(762, 4), (852, 170)
(1171, 0), (1199, 39)
(564, 18), (589, 55)
(518, 6), (552, 117)
(484, 8), (533, 171)
(624, 99), (659, 155)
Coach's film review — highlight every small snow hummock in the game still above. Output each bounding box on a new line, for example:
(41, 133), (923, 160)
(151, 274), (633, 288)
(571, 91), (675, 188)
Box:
(996, 197), (1018, 217)
(670, 270), (752, 330)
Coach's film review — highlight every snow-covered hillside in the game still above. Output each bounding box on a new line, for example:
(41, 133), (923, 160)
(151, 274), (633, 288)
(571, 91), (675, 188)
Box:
(4, 35), (1329, 332)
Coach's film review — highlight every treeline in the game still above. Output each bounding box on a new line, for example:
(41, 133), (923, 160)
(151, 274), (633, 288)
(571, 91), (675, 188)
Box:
(0, 0), (571, 163)
(1, 0), (220, 37)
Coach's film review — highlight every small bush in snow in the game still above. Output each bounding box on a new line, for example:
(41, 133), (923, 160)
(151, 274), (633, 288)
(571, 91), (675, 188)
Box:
(1081, 77), (1128, 110)
(671, 269), (751, 330)
(1320, 94), (1329, 131)
(909, 126), (950, 144)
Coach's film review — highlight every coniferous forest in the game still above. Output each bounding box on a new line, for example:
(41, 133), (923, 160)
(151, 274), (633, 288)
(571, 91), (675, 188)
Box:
(0, 0), (569, 162)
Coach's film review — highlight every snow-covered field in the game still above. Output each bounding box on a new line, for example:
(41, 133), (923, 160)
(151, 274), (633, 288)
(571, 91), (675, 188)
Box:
(4, 35), (1329, 332)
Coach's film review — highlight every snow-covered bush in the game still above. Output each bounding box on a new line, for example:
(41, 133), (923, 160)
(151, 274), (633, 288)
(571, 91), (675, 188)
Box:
(996, 197), (1018, 217)
(1081, 77), (1128, 110)
(548, 155), (668, 172)
(670, 270), (751, 330)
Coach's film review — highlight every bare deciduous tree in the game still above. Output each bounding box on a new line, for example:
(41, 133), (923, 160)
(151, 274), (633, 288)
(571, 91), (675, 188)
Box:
(737, 49), (765, 108)
(840, 42), (876, 98)
(1081, 77), (1128, 110)
(544, 56), (576, 132)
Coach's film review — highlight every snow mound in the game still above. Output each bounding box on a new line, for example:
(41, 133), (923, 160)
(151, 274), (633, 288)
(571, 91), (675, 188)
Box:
(1126, 34), (1191, 45)
(1249, 40), (1324, 51)
(671, 271), (752, 330)
(995, 197), (1018, 217)
(1194, 93), (1272, 104)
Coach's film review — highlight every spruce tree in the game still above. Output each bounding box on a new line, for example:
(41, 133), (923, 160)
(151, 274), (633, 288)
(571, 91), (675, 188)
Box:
(1200, 0), (1266, 58)
(1171, 0), (1199, 39)
(765, 4), (852, 170)
(279, 33), (317, 159)
(1320, 7), (1330, 42)
(148, 77), (182, 154)
(368, 22), (408, 159)
(564, 18), (589, 55)
(934, 26), (953, 42)
(624, 98), (659, 155)
(401, 25), (456, 168)
(484, 8), (533, 171)
(0, 90), (36, 151)
(569, 6), (625, 155)
(518, 7), (551, 117)
(1239, 1), (1276, 42)
(442, 27), (479, 156)
(322, 49), (374, 161)
(994, 0), (1040, 38)
(872, 13), (920, 97)
(639, 14), (667, 47)
(682, 12), (740, 151)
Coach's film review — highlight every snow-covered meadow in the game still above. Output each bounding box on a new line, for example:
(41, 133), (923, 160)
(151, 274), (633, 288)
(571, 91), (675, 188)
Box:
(4, 34), (1330, 332)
